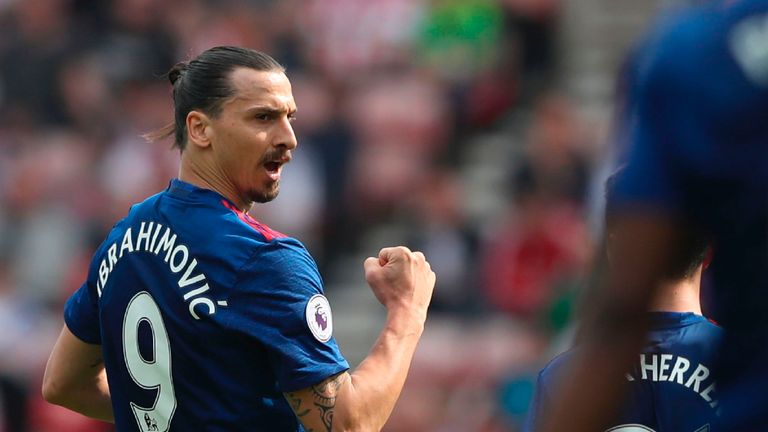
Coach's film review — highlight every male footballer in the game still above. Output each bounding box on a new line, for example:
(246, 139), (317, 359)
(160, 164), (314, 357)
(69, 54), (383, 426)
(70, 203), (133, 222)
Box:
(41, 46), (436, 431)
(525, 171), (723, 431)
(542, 0), (768, 430)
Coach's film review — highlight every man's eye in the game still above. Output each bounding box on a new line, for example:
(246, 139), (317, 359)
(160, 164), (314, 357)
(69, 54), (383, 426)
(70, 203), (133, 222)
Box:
(256, 114), (271, 121)
(288, 114), (297, 122)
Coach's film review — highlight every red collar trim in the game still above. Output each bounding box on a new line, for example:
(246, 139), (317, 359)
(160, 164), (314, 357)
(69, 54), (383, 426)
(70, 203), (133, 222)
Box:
(220, 199), (287, 242)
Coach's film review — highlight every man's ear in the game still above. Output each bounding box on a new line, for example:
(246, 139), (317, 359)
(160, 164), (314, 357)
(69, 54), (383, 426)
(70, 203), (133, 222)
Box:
(186, 110), (213, 149)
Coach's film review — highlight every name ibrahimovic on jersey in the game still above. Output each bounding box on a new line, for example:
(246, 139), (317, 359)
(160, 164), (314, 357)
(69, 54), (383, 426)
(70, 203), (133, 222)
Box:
(626, 354), (718, 410)
(94, 221), (225, 320)
(65, 179), (350, 430)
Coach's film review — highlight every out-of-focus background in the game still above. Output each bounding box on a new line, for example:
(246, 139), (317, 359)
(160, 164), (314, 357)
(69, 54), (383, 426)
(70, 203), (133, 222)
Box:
(0, 0), (684, 430)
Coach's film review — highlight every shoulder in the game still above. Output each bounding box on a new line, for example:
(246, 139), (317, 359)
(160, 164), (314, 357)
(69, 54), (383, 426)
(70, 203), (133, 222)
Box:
(97, 189), (173, 248)
(645, 316), (724, 360)
(634, 3), (768, 100)
(631, 10), (717, 96)
(651, 313), (725, 338)
(233, 231), (323, 295)
(681, 315), (724, 335)
(213, 199), (319, 266)
(688, 317), (726, 344)
(244, 238), (319, 275)
(213, 199), (315, 267)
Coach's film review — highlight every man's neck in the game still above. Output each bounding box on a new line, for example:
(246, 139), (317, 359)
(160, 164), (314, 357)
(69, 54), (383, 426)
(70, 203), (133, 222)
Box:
(178, 152), (252, 212)
(647, 273), (703, 315)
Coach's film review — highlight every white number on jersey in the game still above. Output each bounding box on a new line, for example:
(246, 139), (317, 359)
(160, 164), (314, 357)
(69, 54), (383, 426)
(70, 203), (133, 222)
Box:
(123, 291), (177, 431)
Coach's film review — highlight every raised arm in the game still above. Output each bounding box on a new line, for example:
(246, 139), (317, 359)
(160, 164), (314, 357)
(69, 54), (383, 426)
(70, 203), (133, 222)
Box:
(42, 326), (114, 423)
(285, 246), (435, 432)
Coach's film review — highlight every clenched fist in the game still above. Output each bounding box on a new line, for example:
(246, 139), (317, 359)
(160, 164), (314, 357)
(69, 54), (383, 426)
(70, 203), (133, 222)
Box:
(363, 246), (436, 324)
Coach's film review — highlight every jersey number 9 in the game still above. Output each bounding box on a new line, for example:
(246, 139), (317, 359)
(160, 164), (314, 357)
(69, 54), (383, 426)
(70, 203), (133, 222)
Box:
(123, 291), (177, 431)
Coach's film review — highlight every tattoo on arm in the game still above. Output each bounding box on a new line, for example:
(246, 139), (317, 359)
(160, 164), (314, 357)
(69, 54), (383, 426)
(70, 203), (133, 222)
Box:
(286, 373), (347, 432)
(311, 373), (346, 431)
(287, 392), (310, 417)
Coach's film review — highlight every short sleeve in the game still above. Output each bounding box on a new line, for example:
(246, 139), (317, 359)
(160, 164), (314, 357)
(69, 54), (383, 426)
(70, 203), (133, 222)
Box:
(64, 279), (102, 344)
(611, 9), (751, 217)
(611, 41), (689, 214)
(222, 239), (349, 392)
(612, 115), (684, 213)
(64, 220), (127, 345)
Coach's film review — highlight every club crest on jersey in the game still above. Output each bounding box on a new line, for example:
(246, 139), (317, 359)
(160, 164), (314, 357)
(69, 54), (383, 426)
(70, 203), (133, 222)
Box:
(305, 294), (333, 342)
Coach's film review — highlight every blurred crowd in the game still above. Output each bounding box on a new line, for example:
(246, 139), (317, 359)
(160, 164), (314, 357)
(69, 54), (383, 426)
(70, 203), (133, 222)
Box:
(0, 0), (608, 430)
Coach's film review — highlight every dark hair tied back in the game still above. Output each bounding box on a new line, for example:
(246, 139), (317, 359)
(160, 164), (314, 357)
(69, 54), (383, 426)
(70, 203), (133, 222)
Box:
(144, 46), (284, 150)
(168, 62), (187, 85)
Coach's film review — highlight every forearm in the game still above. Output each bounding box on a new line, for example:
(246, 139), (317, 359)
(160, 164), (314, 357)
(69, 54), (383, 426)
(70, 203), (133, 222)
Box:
(288, 247), (435, 431)
(43, 326), (114, 423)
(334, 310), (424, 431)
(45, 366), (114, 423)
(61, 372), (114, 423)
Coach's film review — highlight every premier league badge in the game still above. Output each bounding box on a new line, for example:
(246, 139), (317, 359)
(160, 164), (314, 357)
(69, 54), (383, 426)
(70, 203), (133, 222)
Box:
(305, 294), (333, 342)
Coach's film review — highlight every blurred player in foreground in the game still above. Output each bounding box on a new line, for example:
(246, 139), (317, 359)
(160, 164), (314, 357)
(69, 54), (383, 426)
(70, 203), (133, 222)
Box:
(525, 170), (723, 431)
(41, 46), (436, 431)
(541, 0), (768, 430)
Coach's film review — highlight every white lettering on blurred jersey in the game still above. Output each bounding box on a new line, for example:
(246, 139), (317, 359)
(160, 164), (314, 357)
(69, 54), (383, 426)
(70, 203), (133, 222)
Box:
(731, 12), (768, 87)
(95, 221), (224, 320)
(625, 354), (718, 409)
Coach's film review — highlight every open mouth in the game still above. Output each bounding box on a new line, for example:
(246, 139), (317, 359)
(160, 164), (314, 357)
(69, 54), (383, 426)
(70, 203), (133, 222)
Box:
(263, 153), (291, 181)
(264, 161), (281, 173)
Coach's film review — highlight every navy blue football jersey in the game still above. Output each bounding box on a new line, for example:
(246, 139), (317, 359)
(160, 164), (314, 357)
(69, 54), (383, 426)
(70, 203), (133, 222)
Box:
(525, 312), (724, 432)
(64, 179), (349, 431)
(611, 0), (768, 428)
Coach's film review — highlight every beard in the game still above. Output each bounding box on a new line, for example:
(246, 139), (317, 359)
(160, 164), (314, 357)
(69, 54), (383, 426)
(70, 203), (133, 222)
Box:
(249, 148), (290, 203)
(249, 181), (280, 203)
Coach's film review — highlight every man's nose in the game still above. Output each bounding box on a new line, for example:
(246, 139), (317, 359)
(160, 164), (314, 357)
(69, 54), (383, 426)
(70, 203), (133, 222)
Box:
(276, 116), (298, 150)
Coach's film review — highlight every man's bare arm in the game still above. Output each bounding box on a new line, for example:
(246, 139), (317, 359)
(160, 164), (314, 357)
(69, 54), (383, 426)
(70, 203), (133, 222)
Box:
(286, 246), (435, 432)
(285, 372), (348, 432)
(42, 326), (114, 423)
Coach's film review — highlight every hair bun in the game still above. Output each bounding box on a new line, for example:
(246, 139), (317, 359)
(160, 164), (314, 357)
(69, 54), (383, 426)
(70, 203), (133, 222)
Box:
(168, 62), (188, 85)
